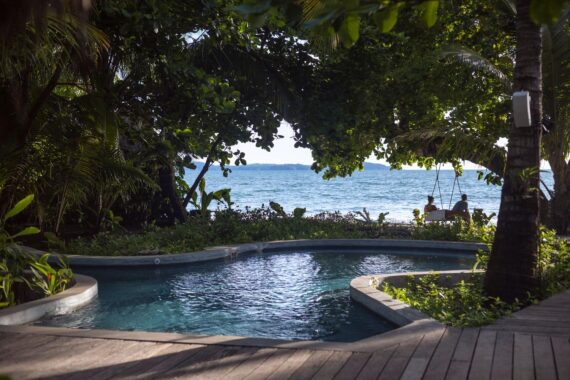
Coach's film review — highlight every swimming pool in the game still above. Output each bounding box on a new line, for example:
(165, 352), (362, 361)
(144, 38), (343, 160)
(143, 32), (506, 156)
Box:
(36, 249), (474, 342)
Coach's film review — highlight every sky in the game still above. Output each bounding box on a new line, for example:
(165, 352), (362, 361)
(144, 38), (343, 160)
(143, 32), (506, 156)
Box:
(234, 121), (490, 170)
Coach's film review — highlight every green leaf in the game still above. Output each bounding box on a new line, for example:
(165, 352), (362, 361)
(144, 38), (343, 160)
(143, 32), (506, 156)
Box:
(3, 194), (34, 221)
(11, 226), (41, 239)
(338, 14), (360, 48)
(418, 0), (439, 28)
(373, 4), (401, 33)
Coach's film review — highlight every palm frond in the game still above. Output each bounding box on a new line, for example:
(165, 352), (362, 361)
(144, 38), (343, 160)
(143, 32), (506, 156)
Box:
(394, 126), (507, 175)
(440, 44), (512, 92)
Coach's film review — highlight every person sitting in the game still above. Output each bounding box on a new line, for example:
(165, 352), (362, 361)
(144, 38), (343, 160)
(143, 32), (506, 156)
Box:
(452, 194), (468, 213)
(424, 195), (438, 214)
(448, 194), (470, 221)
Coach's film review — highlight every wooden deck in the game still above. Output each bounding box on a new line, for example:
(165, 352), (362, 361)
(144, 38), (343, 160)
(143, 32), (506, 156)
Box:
(1, 290), (569, 379)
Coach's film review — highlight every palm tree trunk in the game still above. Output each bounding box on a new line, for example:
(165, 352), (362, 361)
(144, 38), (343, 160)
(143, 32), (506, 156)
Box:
(484, 0), (543, 303)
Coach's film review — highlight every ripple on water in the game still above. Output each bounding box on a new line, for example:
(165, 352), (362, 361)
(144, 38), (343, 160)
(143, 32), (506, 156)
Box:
(36, 249), (474, 342)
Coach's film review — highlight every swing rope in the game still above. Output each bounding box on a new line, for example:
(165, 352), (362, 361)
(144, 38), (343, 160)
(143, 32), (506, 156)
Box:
(448, 170), (463, 210)
(430, 164), (445, 209)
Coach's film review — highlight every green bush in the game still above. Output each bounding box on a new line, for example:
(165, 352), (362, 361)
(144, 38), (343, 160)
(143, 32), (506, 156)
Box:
(538, 226), (570, 297)
(66, 207), (414, 256)
(382, 223), (570, 327)
(381, 273), (518, 327)
(1, 195), (73, 309)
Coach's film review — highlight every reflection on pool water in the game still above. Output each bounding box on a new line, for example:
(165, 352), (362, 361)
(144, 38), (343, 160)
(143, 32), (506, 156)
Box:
(36, 249), (474, 342)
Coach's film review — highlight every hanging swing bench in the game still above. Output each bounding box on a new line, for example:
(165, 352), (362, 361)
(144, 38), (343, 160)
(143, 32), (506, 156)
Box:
(425, 165), (470, 222)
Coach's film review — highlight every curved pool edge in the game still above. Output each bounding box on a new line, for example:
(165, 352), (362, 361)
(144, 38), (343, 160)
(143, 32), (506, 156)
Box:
(349, 270), (485, 327)
(0, 274), (98, 326)
(24, 239), (485, 267)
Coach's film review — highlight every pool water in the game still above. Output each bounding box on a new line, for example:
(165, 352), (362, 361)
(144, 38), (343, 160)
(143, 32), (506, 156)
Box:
(36, 249), (474, 342)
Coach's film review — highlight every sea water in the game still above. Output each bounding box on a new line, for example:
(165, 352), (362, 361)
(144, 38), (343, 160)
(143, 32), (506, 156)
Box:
(188, 168), (554, 222)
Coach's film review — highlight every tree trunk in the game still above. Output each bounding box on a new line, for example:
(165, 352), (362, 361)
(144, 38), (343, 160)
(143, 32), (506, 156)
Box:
(157, 162), (188, 224)
(182, 134), (222, 208)
(484, 0), (543, 303)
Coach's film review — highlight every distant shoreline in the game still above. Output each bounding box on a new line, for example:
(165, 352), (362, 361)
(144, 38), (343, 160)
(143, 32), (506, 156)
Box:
(195, 162), (387, 170)
(193, 162), (522, 172)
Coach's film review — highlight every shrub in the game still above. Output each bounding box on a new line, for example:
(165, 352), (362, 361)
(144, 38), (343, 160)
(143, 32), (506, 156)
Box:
(381, 273), (518, 327)
(65, 206), (414, 256)
(1, 195), (73, 308)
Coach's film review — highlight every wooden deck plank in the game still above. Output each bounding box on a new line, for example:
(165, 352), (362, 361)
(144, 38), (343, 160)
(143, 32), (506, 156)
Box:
(532, 335), (557, 380)
(243, 348), (295, 380)
(27, 338), (138, 379)
(289, 349), (333, 379)
(378, 335), (423, 380)
(467, 330), (496, 380)
(333, 352), (372, 380)
(265, 349), (315, 380)
(400, 327), (446, 380)
(191, 346), (259, 380)
(122, 344), (207, 379)
(312, 350), (353, 380)
(355, 348), (395, 380)
(551, 336), (570, 380)
(485, 324), (570, 336)
(495, 319), (570, 328)
(87, 344), (203, 380)
(0, 333), (59, 361)
(62, 340), (154, 380)
(446, 328), (480, 380)
(423, 328), (462, 380)
(86, 341), (182, 380)
(1, 288), (570, 380)
(513, 333), (534, 380)
(1, 335), (126, 379)
(1, 337), (138, 378)
(224, 348), (279, 380)
(490, 331), (513, 380)
(156, 345), (233, 379)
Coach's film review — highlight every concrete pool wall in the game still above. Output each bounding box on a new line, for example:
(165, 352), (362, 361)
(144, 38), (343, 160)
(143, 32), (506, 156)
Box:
(12, 239), (483, 331)
(0, 274), (98, 326)
(26, 239), (484, 267)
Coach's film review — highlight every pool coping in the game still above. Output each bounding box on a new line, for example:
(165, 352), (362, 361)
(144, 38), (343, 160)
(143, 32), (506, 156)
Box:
(0, 270), (474, 353)
(350, 270), (485, 327)
(4, 241), (482, 352)
(0, 274), (98, 326)
(25, 239), (485, 267)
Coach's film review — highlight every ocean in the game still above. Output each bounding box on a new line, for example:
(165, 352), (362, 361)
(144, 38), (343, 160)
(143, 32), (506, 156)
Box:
(186, 167), (555, 222)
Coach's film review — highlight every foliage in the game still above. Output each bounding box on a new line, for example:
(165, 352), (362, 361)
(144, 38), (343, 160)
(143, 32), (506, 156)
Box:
(0, 195), (73, 308)
(189, 179), (232, 216)
(382, 223), (570, 327)
(381, 273), (518, 327)
(65, 207), (415, 256)
(29, 254), (73, 297)
(237, 0), (569, 49)
(537, 226), (570, 296)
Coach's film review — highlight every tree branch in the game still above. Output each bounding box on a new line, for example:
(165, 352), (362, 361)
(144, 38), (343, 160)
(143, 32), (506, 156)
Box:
(183, 133), (224, 208)
(24, 64), (63, 137)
